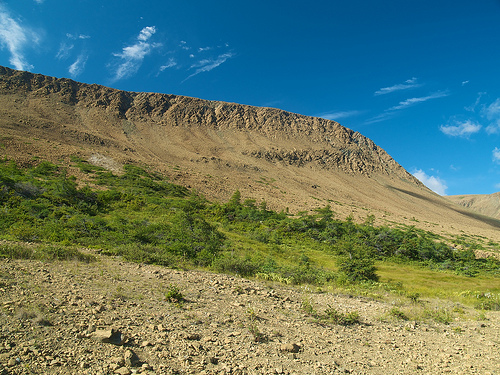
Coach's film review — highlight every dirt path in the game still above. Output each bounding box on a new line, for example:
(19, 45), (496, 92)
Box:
(0, 255), (498, 374)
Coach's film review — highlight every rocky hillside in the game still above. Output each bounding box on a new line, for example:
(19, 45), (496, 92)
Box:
(447, 192), (500, 220)
(1, 65), (500, 242)
(1, 253), (499, 375)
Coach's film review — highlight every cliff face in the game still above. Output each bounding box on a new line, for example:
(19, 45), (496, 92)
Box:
(1, 65), (499, 241)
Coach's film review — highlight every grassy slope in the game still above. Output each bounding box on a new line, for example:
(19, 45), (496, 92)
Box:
(1, 157), (499, 312)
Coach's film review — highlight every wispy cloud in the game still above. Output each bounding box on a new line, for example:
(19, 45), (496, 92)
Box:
(66, 33), (90, 40)
(493, 147), (500, 164)
(484, 98), (500, 134)
(363, 111), (398, 125)
(364, 90), (449, 125)
(389, 91), (449, 111)
(110, 26), (160, 82)
(439, 120), (481, 138)
(0, 5), (40, 71)
(413, 169), (448, 195)
(56, 41), (74, 60)
(183, 52), (234, 82)
(464, 92), (485, 112)
(68, 53), (88, 77)
(374, 77), (422, 96)
(316, 110), (363, 121)
(159, 58), (177, 72)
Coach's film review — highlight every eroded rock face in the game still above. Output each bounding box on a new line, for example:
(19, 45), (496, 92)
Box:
(0, 65), (418, 181)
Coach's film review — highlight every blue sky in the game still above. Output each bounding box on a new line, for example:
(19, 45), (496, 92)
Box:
(1, 0), (500, 196)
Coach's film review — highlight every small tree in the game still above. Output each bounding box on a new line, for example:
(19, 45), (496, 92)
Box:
(336, 239), (378, 282)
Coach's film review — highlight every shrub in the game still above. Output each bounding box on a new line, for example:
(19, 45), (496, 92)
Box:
(324, 305), (360, 325)
(165, 284), (184, 303)
(211, 254), (261, 276)
(389, 307), (408, 320)
(336, 240), (378, 282)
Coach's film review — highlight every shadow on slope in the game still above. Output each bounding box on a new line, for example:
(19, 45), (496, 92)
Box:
(388, 186), (500, 230)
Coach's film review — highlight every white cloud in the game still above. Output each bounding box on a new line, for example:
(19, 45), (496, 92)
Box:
(316, 110), (363, 121)
(110, 26), (160, 81)
(413, 169), (448, 196)
(461, 80), (469, 86)
(66, 33), (90, 40)
(363, 111), (398, 125)
(56, 41), (74, 59)
(137, 26), (156, 41)
(493, 148), (500, 164)
(464, 92), (485, 112)
(484, 98), (500, 120)
(374, 77), (422, 96)
(389, 91), (449, 111)
(183, 52), (234, 82)
(0, 5), (40, 71)
(159, 58), (177, 72)
(68, 54), (87, 77)
(439, 120), (481, 138)
(484, 98), (500, 134)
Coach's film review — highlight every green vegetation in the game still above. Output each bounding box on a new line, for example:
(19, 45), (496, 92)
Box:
(1, 158), (500, 309)
(165, 284), (184, 303)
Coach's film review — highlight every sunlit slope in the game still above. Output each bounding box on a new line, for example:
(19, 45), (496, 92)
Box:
(1, 65), (499, 242)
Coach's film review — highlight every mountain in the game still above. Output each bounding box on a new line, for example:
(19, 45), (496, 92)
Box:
(447, 192), (500, 220)
(1, 65), (499, 242)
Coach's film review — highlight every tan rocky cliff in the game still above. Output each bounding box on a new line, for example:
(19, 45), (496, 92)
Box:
(1, 65), (499, 242)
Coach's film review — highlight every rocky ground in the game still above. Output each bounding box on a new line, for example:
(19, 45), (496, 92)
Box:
(0, 254), (499, 375)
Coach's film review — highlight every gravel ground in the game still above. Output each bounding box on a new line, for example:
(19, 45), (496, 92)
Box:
(0, 255), (499, 375)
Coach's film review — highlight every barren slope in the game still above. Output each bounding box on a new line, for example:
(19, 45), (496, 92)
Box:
(447, 192), (500, 220)
(1, 254), (499, 375)
(1, 65), (499, 243)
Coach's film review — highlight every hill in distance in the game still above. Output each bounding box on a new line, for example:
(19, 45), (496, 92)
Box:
(447, 192), (500, 220)
(1, 65), (499, 245)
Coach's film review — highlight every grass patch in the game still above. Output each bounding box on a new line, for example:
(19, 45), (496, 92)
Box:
(0, 242), (95, 263)
(377, 262), (500, 307)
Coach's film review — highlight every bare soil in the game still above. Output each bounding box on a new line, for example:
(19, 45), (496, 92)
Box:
(0, 253), (499, 375)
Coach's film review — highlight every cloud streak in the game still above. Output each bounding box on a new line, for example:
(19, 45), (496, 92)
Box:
(110, 26), (160, 82)
(316, 110), (363, 121)
(388, 91), (449, 111)
(374, 77), (422, 96)
(68, 53), (88, 77)
(493, 147), (500, 164)
(183, 52), (234, 82)
(364, 90), (449, 125)
(484, 98), (500, 134)
(439, 120), (481, 138)
(0, 5), (39, 71)
(413, 169), (448, 196)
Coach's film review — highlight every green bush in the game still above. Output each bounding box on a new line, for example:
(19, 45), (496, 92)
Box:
(165, 284), (184, 303)
(335, 240), (378, 282)
(324, 305), (360, 325)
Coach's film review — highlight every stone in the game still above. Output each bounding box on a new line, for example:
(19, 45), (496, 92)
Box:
(92, 328), (126, 345)
(114, 366), (131, 375)
(280, 343), (300, 353)
(124, 349), (140, 367)
(7, 358), (17, 367)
